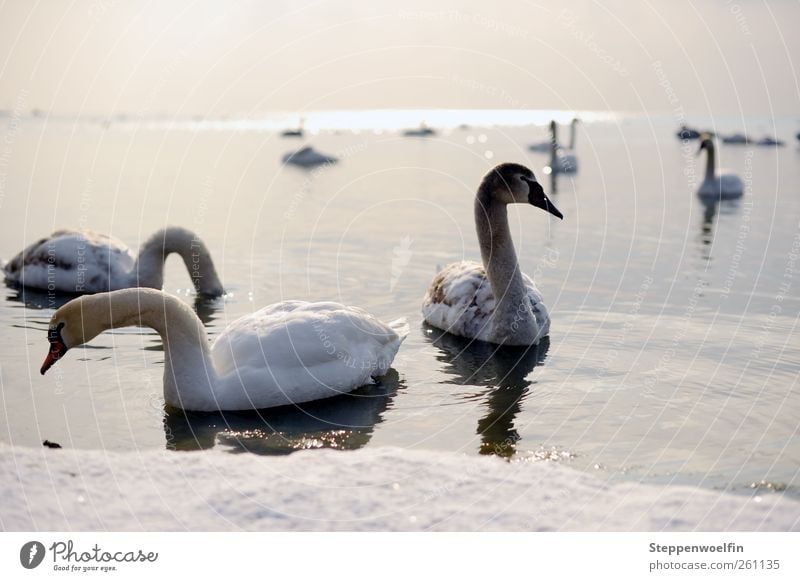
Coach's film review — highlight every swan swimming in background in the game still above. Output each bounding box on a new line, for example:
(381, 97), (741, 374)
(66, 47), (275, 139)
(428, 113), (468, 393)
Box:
(530, 118), (578, 153)
(546, 121), (578, 174)
(282, 146), (338, 168)
(4, 227), (224, 296)
(40, 288), (408, 411)
(422, 163), (563, 346)
(697, 136), (744, 200)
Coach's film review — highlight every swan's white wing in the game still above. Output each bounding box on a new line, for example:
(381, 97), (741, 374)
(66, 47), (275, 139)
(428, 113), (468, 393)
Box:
(211, 301), (405, 409)
(422, 261), (550, 342)
(698, 173), (743, 199)
(528, 141), (551, 152)
(3, 230), (135, 292)
(719, 173), (744, 197)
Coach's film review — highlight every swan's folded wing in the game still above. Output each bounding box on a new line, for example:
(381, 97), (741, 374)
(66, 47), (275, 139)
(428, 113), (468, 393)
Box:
(3, 230), (134, 292)
(422, 261), (496, 340)
(210, 301), (403, 408)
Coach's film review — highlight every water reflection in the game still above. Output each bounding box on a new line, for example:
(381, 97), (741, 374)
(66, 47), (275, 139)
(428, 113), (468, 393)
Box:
(424, 324), (549, 458)
(4, 284), (80, 310)
(697, 197), (742, 261)
(163, 369), (403, 455)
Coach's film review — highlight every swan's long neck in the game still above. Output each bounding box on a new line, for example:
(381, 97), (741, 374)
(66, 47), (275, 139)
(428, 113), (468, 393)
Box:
(704, 143), (716, 181)
(132, 227), (223, 296)
(475, 187), (537, 344)
(77, 289), (218, 409)
(569, 121), (576, 149)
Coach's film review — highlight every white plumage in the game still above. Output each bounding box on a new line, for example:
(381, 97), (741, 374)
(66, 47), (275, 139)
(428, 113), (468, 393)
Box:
(42, 289), (407, 412)
(697, 136), (743, 200)
(698, 173), (744, 199)
(210, 301), (408, 410)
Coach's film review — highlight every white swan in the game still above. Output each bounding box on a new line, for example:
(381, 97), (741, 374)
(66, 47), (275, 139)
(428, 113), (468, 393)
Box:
(546, 121), (578, 174)
(40, 288), (408, 411)
(4, 227), (224, 296)
(422, 163), (562, 346)
(529, 118), (578, 153)
(282, 146), (338, 168)
(697, 136), (743, 199)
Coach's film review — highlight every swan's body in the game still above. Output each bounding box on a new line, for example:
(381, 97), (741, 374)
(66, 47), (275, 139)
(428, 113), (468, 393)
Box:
(4, 227), (224, 296)
(282, 146), (337, 168)
(677, 125), (703, 140)
(403, 124), (436, 137)
(422, 163), (562, 346)
(756, 136), (784, 147)
(546, 121), (578, 174)
(41, 289), (407, 411)
(697, 137), (744, 200)
(423, 261), (549, 343)
(721, 133), (751, 145)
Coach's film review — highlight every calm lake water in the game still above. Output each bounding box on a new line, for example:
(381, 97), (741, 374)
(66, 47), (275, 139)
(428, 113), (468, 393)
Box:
(1, 111), (798, 499)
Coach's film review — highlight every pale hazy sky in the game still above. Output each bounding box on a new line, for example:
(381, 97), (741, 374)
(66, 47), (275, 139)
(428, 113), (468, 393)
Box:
(1, 0), (798, 117)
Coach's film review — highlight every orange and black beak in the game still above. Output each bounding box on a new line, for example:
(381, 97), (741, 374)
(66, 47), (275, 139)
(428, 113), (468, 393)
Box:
(41, 323), (67, 375)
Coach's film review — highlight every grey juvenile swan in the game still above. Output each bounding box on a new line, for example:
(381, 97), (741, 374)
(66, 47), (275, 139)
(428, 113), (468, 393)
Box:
(4, 226), (224, 296)
(422, 163), (563, 346)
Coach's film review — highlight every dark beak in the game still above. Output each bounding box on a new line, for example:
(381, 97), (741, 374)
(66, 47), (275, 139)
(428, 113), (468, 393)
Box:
(41, 325), (68, 375)
(524, 177), (563, 220)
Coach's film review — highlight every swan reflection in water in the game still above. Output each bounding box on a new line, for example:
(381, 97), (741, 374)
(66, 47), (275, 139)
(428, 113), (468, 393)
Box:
(697, 196), (743, 262)
(164, 369), (403, 455)
(424, 323), (549, 458)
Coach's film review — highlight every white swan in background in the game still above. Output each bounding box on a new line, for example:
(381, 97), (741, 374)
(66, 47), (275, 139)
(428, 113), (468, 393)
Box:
(403, 123), (437, 137)
(697, 136), (743, 200)
(4, 227), (224, 296)
(529, 118), (578, 153)
(40, 288), (408, 411)
(546, 121), (578, 174)
(422, 163), (563, 346)
(282, 146), (338, 168)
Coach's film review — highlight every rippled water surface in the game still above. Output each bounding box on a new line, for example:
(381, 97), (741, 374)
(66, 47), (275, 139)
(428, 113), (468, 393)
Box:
(1, 113), (798, 498)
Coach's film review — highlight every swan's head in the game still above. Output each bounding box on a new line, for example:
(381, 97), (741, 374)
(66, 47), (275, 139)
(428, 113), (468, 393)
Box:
(482, 163), (563, 219)
(40, 295), (103, 375)
(698, 134), (715, 154)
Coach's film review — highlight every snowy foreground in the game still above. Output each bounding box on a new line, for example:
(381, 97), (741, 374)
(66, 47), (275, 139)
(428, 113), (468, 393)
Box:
(1, 444), (798, 531)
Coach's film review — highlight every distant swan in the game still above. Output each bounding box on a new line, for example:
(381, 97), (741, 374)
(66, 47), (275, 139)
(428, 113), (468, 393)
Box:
(403, 123), (436, 137)
(40, 288), (408, 411)
(530, 118), (578, 153)
(282, 146), (338, 168)
(546, 121), (578, 174)
(697, 136), (743, 200)
(422, 163), (563, 346)
(4, 227), (224, 296)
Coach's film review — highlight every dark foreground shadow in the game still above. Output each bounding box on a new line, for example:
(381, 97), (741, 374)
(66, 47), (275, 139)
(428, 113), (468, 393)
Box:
(163, 369), (403, 455)
(423, 324), (550, 458)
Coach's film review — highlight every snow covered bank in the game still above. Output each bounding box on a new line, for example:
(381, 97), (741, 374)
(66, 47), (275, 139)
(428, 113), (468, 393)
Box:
(1, 444), (797, 531)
